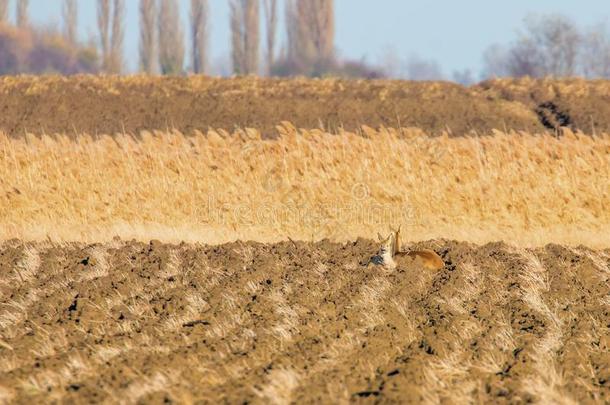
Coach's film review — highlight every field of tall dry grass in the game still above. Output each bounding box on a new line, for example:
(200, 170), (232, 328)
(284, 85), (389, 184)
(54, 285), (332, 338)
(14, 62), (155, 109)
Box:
(1, 125), (608, 247)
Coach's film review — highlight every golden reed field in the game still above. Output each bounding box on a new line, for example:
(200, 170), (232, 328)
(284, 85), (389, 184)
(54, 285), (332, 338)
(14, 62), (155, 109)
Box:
(1, 125), (608, 247)
(1, 77), (610, 403)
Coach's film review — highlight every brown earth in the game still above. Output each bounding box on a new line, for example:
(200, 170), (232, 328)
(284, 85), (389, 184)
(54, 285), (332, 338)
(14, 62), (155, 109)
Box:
(477, 78), (610, 134)
(1, 239), (609, 403)
(2, 75), (610, 137)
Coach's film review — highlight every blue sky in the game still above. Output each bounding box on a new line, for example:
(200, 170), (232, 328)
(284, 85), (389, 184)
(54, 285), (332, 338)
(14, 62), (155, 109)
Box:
(10, 0), (610, 76)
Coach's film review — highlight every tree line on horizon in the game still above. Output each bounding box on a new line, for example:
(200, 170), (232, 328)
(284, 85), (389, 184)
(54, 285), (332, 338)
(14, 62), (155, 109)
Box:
(385, 14), (610, 83)
(0, 0), (352, 77)
(0, 0), (98, 74)
(1, 1), (610, 81)
(140, 0), (362, 77)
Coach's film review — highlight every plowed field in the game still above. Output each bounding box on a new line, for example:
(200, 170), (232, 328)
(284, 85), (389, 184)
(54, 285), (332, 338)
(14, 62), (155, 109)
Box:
(1, 240), (609, 403)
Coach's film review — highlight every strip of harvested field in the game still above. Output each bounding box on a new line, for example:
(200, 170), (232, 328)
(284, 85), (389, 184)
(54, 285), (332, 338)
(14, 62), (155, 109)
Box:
(514, 250), (575, 404)
(1, 128), (608, 247)
(0, 76), (544, 137)
(1, 240), (609, 403)
(4, 77), (610, 137)
(406, 261), (487, 404)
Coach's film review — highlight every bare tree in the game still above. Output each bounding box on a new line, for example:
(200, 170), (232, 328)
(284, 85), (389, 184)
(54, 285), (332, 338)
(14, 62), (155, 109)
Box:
(17, 0), (28, 28)
(378, 47), (403, 78)
(482, 44), (510, 78)
(63, 0), (77, 44)
(244, 0), (259, 73)
(0, 0), (9, 24)
(484, 41), (541, 78)
(524, 14), (580, 77)
(230, 0), (259, 75)
(158, 0), (184, 75)
(452, 69), (475, 86)
(285, 0), (297, 61)
(262, 0), (276, 74)
(287, 0), (334, 67)
(190, 0), (208, 74)
(108, 0), (124, 73)
(404, 55), (444, 81)
(483, 14), (581, 78)
(230, 1), (245, 74)
(139, 0), (156, 73)
(97, 0), (111, 70)
(297, 0), (335, 60)
(582, 22), (610, 78)
(506, 38), (544, 77)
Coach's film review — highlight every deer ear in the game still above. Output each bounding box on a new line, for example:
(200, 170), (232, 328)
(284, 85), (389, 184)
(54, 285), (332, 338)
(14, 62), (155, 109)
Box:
(377, 233), (384, 241)
(397, 224), (402, 232)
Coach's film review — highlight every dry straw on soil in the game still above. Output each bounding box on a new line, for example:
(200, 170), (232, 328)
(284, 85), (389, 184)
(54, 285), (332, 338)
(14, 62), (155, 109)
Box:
(0, 124), (608, 247)
(1, 240), (608, 403)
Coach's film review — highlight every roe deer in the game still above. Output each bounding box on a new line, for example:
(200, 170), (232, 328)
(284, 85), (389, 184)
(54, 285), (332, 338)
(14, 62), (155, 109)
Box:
(388, 225), (444, 271)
